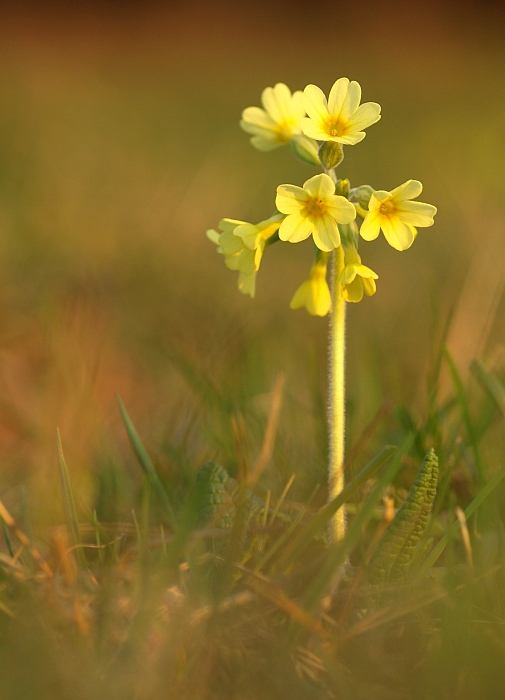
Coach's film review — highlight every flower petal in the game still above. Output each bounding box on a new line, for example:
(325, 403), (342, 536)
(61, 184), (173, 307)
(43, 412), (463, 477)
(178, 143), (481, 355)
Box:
(381, 216), (416, 251)
(250, 135), (283, 151)
(303, 84), (329, 125)
(241, 107), (276, 130)
(327, 196), (356, 224)
(397, 200), (437, 227)
(343, 277), (364, 303)
(276, 184), (308, 214)
(299, 117), (332, 141)
(279, 213), (313, 243)
(219, 230), (244, 255)
(238, 271), (256, 297)
(311, 214), (340, 251)
(328, 77), (350, 116)
(347, 102), (381, 131)
(360, 211), (382, 241)
(355, 263), (378, 279)
(362, 277), (377, 297)
(340, 80), (362, 120)
(341, 264), (357, 285)
(303, 173), (335, 199)
(206, 229), (220, 245)
(390, 179), (422, 201)
(261, 85), (283, 122)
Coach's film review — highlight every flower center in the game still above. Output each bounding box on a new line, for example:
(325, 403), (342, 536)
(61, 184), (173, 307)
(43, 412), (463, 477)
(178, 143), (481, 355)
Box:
(326, 119), (345, 137)
(275, 120), (296, 143)
(306, 197), (327, 217)
(379, 201), (395, 216)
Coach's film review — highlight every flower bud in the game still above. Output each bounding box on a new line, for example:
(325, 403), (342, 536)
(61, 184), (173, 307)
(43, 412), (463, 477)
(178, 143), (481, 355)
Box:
(351, 185), (375, 209)
(318, 141), (344, 171)
(335, 179), (350, 198)
(289, 134), (321, 166)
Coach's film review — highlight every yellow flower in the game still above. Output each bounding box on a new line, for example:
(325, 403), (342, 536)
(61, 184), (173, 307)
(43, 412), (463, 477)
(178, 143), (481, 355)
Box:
(340, 248), (378, 303)
(360, 180), (437, 251)
(290, 251), (331, 316)
(206, 214), (283, 297)
(300, 77), (381, 146)
(276, 173), (356, 252)
(240, 83), (306, 151)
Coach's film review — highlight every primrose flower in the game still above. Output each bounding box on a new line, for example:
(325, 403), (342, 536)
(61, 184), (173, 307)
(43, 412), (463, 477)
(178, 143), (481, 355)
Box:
(276, 173), (356, 252)
(340, 248), (378, 303)
(301, 78), (381, 146)
(290, 251), (331, 316)
(240, 83), (306, 151)
(207, 214), (283, 297)
(360, 180), (437, 251)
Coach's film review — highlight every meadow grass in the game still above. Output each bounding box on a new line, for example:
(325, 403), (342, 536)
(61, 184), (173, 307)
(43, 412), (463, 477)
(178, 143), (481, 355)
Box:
(0, 7), (504, 698)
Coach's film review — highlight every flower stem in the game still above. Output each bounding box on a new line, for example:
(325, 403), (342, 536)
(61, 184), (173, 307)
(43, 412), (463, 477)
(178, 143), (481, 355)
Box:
(328, 245), (346, 542)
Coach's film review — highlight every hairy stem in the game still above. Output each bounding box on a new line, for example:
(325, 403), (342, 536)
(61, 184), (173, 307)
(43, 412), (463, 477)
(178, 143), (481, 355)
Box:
(328, 246), (346, 542)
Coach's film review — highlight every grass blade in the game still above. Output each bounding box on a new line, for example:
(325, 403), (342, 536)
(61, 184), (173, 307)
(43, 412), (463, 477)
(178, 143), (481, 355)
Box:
(57, 429), (86, 568)
(302, 435), (414, 613)
(278, 445), (397, 571)
(116, 394), (176, 529)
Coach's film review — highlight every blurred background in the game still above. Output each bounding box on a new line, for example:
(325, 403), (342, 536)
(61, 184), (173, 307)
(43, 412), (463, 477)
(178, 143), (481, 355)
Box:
(0, 0), (504, 525)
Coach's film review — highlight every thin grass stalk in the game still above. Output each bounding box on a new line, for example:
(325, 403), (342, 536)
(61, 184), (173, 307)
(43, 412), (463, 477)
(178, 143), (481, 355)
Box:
(328, 245), (346, 542)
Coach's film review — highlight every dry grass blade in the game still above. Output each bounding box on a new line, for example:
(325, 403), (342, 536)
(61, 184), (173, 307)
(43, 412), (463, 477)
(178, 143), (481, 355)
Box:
(248, 371), (285, 487)
(0, 499), (52, 578)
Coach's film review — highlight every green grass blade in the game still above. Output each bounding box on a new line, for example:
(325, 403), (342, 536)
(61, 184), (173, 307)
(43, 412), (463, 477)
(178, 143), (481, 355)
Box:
(418, 465), (505, 575)
(116, 394), (176, 529)
(471, 360), (505, 417)
(302, 435), (414, 613)
(278, 445), (397, 571)
(444, 348), (483, 485)
(57, 429), (86, 568)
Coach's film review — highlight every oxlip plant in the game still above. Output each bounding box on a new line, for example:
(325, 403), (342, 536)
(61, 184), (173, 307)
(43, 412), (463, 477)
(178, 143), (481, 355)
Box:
(207, 78), (437, 542)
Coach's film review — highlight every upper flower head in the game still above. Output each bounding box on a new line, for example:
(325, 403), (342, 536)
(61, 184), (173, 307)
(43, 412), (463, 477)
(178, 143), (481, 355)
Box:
(206, 214), (283, 297)
(300, 78), (381, 146)
(290, 251), (331, 316)
(360, 180), (437, 251)
(276, 173), (356, 252)
(340, 248), (378, 303)
(240, 83), (306, 152)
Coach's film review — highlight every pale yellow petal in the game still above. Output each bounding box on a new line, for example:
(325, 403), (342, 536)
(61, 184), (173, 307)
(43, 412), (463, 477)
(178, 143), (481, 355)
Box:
(250, 135), (283, 151)
(397, 200), (437, 227)
(339, 80), (362, 120)
(279, 213), (313, 243)
(219, 230), (244, 255)
(291, 90), (307, 120)
(261, 85), (283, 122)
(360, 211), (382, 241)
(347, 102), (381, 131)
(241, 107), (276, 130)
(381, 216), (416, 251)
(299, 117), (332, 141)
(390, 179), (422, 201)
(238, 271), (256, 297)
(369, 191), (391, 205)
(219, 218), (248, 232)
(362, 277), (377, 297)
(303, 84), (329, 125)
(303, 173), (335, 199)
(354, 264), (378, 279)
(311, 214), (340, 251)
(340, 264), (358, 286)
(206, 229), (220, 245)
(276, 184), (308, 214)
(328, 77), (350, 116)
(342, 277), (364, 303)
(234, 223), (259, 250)
(333, 131), (367, 145)
(326, 196), (356, 224)
(236, 248), (256, 275)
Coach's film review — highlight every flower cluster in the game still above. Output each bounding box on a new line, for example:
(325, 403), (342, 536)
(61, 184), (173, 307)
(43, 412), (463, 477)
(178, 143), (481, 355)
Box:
(207, 78), (437, 315)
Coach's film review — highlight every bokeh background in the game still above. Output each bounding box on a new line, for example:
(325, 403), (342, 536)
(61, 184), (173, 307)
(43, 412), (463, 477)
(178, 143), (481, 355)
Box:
(0, 0), (504, 525)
